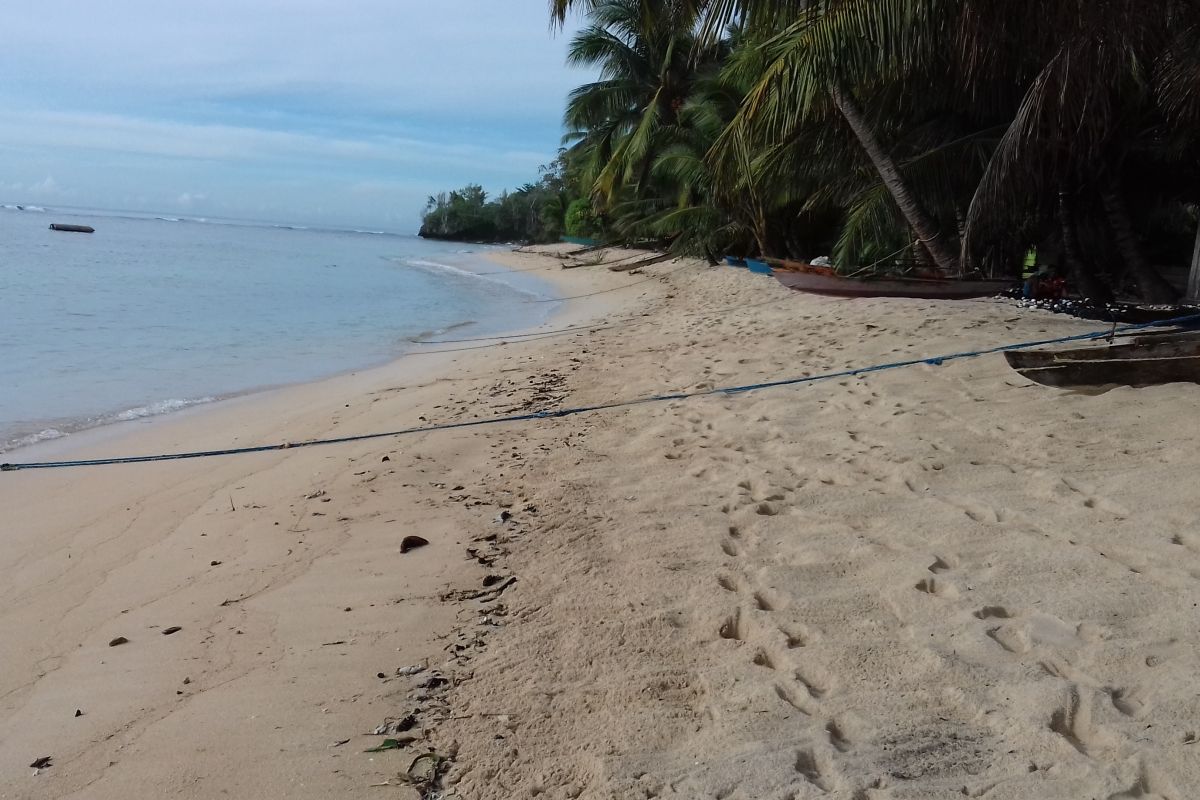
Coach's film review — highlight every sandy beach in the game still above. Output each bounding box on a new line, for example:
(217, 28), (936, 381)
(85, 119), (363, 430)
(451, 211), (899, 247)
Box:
(4, 246), (1200, 799)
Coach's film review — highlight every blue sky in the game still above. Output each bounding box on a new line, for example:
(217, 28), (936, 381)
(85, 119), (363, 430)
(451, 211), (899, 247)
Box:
(0, 1), (587, 230)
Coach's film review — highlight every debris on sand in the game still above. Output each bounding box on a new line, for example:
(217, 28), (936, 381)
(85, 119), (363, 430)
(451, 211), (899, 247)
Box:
(400, 535), (430, 553)
(108, 637), (129, 647)
(372, 714), (418, 736)
(440, 576), (516, 603)
(364, 736), (417, 753)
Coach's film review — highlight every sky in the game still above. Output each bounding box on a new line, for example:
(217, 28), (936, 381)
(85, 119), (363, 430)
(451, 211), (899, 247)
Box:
(0, 1), (587, 231)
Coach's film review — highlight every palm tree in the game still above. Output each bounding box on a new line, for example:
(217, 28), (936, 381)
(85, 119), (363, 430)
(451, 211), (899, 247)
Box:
(558, 0), (970, 274)
(562, 0), (711, 208)
(555, 0), (1200, 297)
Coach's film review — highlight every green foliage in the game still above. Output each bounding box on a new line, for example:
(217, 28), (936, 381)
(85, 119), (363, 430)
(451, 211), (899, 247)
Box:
(435, 0), (1200, 299)
(420, 154), (579, 244)
(564, 198), (601, 237)
(540, 0), (1200, 300)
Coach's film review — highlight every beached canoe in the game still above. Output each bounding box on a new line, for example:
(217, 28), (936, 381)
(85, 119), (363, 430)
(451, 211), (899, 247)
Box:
(745, 258), (774, 275)
(1005, 330), (1200, 388)
(772, 260), (1012, 299)
(49, 223), (95, 234)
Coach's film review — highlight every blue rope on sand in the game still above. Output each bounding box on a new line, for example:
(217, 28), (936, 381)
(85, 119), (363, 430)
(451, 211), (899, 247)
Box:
(4, 313), (1199, 473)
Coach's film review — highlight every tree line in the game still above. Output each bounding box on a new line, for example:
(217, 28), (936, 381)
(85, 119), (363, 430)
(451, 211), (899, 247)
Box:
(421, 0), (1200, 301)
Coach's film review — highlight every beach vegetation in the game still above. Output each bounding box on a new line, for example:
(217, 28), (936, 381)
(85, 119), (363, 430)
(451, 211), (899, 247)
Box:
(426, 0), (1200, 300)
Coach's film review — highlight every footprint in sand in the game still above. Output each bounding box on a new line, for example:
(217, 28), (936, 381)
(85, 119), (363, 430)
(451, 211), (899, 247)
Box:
(780, 623), (817, 649)
(718, 609), (748, 642)
(774, 682), (815, 714)
(794, 747), (842, 793)
(1106, 759), (1183, 800)
(927, 554), (958, 574)
(987, 622), (1031, 655)
(716, 573), (743, 593)
(1109, 685), (1153, 718)
(1049, 686), (1116, 756)
(794, 663), (836, 700)
(752, 648), (786, 671)
(752, 588), (788, 613)
(825, 714), (869, 754)
(974, 606), (1013, 620)
(914, 577), (960, 599)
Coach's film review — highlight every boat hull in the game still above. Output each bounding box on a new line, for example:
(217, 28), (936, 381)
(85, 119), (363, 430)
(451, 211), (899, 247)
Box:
(1005, 332), (1200, 388)
(773, 263), (1011, 299)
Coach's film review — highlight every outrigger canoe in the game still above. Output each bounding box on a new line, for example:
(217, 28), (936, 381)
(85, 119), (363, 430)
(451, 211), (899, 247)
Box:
(1005, 329), (1200, 388)
(772, 260), (1012, 299)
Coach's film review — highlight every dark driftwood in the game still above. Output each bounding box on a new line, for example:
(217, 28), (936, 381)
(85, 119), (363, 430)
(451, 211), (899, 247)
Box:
(554, 243), (608, 260)
(1005, 331), (1200, 388)
(608, 253), (674, 272)
(561, 251), (612, 269)
(50, 224), (94, 233)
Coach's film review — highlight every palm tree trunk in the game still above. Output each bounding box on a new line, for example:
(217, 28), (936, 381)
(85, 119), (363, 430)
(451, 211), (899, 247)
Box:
(1187, 216), (1200, 303)
(829, 83), (961, 275)
(1101, 188), (1178, 303)
(1058, 192), (1111, 302)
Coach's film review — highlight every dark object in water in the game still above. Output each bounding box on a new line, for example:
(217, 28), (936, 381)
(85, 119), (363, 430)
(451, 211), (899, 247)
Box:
(773, 260), (1012, 299)
(50, 223), (94, 233)
(1005, 329), (1200, 388)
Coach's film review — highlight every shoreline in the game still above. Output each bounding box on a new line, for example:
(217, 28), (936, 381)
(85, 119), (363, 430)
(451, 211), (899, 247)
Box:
(0, 244), (663, 799)
(1, 247), (572, 463)
(5, 246), (1200, 798)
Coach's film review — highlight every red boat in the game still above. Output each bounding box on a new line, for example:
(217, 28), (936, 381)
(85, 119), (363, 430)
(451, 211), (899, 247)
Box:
(771, 260), (1013, 300)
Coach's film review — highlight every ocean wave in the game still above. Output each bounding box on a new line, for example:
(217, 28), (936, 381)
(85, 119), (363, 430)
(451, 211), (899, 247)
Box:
(397, 257), (543, 298)
(17, 205), (46, 212)
(111, 396), (216, 422)
(1, 396), (218, 455)
(156, 216), (182, 222)
(5, 428), (66, 451)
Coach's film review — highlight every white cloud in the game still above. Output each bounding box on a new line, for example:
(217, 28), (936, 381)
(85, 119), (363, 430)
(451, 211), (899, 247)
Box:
(27, 176), (62, 196)
(0, 109), (551, 176)
(0, 2), (588, 118)
(0, 2), (591, 227)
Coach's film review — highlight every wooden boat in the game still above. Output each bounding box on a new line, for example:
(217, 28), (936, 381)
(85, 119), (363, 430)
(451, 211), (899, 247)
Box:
(772, 260), (1012, 299)
(49, 223), (94, 234)
(1005, 330), (1200, 388)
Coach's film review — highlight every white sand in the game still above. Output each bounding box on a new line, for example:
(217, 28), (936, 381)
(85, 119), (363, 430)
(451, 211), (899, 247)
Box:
(4, 246), (1199, 799)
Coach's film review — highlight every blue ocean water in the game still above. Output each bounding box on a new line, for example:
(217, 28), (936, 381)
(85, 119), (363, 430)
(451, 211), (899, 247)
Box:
(0, 205), (556, 451)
